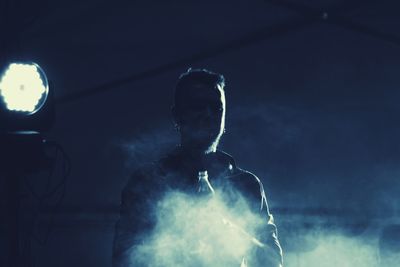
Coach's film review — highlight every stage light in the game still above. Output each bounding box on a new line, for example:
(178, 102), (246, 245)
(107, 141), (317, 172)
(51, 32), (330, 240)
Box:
(0, 62), (54, 132)
(0, 62), (49, 114)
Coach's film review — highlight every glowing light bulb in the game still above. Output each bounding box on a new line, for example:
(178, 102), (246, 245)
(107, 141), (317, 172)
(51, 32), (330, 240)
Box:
(0, 62), (49, 114)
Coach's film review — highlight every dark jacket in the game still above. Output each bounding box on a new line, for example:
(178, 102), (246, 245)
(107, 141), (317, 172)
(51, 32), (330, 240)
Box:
(113, 149), (283, 266)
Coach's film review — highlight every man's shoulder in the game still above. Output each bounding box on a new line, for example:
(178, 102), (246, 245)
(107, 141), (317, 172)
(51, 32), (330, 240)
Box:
(229, 167), (262, 189)
(232, 167), (261, 180)
(225, 167), (264, 200)
(225, 166), (273, 215)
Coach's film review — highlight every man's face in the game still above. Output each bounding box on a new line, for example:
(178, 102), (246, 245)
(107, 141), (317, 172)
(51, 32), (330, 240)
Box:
(174, 84), (226, 153)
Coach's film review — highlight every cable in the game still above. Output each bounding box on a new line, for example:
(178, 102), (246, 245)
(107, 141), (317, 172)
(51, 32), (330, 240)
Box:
(30, 141), (70, 246)
(265, 0), (400, 47)
(19, 140), (71, 267)
(56, 16), (317, 105)
(55, 0), (394, 105)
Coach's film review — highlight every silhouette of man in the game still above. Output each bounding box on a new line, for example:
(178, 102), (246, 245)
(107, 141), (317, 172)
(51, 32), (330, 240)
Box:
(112, 69), (283, 267)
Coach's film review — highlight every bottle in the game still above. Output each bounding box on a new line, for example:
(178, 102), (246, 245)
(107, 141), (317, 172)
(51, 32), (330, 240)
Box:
(197, 170), (215, 196)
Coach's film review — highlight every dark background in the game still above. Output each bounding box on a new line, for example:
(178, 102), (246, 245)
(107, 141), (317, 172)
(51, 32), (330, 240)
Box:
(1, 0), (400, 266)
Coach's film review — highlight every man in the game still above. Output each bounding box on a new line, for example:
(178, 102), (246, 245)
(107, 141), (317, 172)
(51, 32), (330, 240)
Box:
(113, 69), (283, 266)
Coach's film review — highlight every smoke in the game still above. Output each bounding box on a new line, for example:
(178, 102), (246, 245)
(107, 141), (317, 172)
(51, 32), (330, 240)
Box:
(124, 184), (397, 267)
(130, 189), (267, 267)
(118, 103), (400, 266)
(117, 125), (178, 169)
(284, 231), (381, 267)
(226, 103), (304, 150)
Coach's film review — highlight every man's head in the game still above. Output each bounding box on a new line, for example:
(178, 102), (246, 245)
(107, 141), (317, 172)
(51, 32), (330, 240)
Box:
(172, 68), (226, 154)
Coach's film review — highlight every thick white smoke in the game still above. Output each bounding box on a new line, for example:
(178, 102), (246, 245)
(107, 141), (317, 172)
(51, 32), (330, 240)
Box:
(127, 187), (399, 267)
(284, 232), (380, 267)
(130, 189), (266, 267)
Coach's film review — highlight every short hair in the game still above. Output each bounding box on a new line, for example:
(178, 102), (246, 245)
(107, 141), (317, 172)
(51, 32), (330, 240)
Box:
(174, 68), (225, 107)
